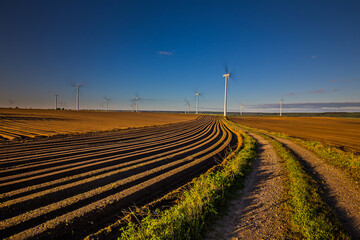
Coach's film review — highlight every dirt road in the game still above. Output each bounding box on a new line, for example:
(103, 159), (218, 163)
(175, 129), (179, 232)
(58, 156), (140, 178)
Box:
(206, 131), (286, 239)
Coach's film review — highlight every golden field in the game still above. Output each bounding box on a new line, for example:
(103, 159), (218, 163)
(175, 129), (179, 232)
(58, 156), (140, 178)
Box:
(0, 108), (198, 140)
(229, 116), (360, 152)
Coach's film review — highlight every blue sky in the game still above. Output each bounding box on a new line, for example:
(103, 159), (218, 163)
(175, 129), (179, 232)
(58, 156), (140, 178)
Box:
(0, 0), (359, 112)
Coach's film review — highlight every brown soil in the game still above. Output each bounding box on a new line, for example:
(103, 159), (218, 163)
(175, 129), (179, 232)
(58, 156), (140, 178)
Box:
(205, 129), (286, 239)
(0, 108), (197, 140)
(0, 116), (237, 240)
(274, 136), (360, 239)
(229, 116), (360, 152)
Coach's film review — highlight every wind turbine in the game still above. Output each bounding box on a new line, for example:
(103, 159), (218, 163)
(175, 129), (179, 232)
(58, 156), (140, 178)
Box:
(195, 91), (201, 114)
(223, 68), (231, 116)
(131, 103), (135, 112)
(184, 100), (188, 113)
(280, 98), (284, 117)
(130, 95), (149, 112)
(74, 83), (81, 111)
(104, 97), (110, 112)
(54, 94), (58, 110)
(240, 103), (243, 116)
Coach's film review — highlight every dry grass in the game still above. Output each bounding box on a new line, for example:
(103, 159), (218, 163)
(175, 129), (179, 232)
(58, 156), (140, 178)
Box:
(229, 116), (360, 152)
(0, 108), (197, 140)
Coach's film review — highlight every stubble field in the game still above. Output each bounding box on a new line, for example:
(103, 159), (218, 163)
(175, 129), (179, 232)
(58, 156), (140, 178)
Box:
(229, 116), (360, 152)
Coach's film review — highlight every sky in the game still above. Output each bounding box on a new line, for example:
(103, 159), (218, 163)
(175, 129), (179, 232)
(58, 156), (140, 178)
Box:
(0, 0), (359, 112)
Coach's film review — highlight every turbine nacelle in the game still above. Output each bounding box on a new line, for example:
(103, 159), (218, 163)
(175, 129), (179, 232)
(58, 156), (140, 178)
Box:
(223, 73), (230, 78)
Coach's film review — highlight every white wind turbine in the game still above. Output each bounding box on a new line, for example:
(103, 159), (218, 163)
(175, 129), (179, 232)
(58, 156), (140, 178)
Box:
(74, 83), (81, 111)
(54, 94), (58, 110)
(136, 96), (140, 112)
(195, 91), (201, 114)
(280, 98), (284, 117)
(223, 67), (231, 116)
(131, 95), (151, 112)
(104, 97), (110, 112)
(240, 103), (244, 116)
(184, 100), (188, 113)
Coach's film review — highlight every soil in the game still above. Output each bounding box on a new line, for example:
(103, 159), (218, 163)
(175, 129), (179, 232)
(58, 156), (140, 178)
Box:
(0, 116), (237, 240)
(0, 108), (197, 140)
(205, 130), (286, 240)
(274, 136), (360, 239)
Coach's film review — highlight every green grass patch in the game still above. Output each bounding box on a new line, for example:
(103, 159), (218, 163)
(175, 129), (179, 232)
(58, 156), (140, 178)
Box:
(117, 131), (257, 239)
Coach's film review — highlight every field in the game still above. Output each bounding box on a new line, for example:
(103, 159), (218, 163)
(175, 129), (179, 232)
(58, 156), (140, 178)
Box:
(0, 108), (197, 141)
(229, 116), (360, 152)
(0, 115), (237, 239)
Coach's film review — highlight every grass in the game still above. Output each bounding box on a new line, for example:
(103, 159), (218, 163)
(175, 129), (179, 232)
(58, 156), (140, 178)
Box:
(112, 128), (257, 239)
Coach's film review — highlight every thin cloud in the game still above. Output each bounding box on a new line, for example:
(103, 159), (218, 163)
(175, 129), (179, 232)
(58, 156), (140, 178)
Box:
(311, 56), (317, 59)
(310, 89), (328, 94)
(310, 89), (338, 94)
(285, 92), (297, 96)
(157, 51), (173, 56)
(329, 78), (359, 83)
(248, 102), (360, 110)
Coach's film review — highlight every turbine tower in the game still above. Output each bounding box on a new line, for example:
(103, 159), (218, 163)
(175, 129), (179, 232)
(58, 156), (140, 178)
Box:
(195, 91), (200, 114)
(280, 98), (283, 117)
(184, 100), (188, 114)
(105, 97), (110, 112)
(54, 94), (58, 110)
(240, 103), (243, 116)
(136, 96), (139, 112)
(223, 71), (230, 116)
(74, 83), (81, 111)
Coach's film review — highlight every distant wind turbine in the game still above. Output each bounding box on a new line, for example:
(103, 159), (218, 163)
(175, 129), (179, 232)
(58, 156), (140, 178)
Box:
(104, 97), (110, 112)
(130, 95), (152, 112)
(54, 94), (58, 110)
(223, 67), (231, 116)
(280, 98), (284, 117)
(184, 100), (191, 113)
(74, 83), (81, 111)
(195, 91), (201, 114)
(8, 99), (15, 108)
(240, 103), (243, 115)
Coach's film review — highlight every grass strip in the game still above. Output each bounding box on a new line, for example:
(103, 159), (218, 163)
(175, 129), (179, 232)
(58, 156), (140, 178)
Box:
(116, 130), (257, 239)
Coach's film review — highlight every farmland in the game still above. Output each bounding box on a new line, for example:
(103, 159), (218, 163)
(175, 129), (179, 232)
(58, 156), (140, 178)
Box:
(0, 115), (237, 239)
(229, 116), (360, 152)
(0, 108), (197, 141)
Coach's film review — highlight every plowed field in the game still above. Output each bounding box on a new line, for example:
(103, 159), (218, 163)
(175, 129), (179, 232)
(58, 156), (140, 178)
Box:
(0, 108), (197, 140)
(229, 116), (360, 152)
(0, 115), (237, 240)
